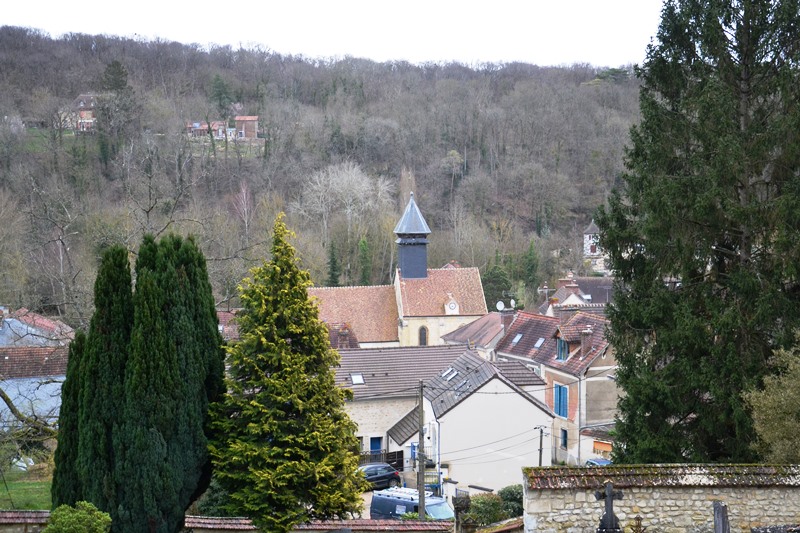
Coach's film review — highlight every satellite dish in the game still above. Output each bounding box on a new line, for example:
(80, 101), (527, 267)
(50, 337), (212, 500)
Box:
(496, 301), (505, 311)
(510, 299), (516, 308)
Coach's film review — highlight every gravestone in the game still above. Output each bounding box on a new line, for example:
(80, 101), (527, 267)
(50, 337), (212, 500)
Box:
(595, 481), (624, 533)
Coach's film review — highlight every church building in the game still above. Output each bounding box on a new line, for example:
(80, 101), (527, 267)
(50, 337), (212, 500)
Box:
(309, 193), (487, 347)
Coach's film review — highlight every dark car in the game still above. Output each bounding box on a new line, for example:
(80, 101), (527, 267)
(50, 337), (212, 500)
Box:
(358, 462), (402, 490)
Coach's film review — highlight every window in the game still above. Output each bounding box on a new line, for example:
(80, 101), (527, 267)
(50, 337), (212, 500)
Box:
(534, 337), (545, 349)
(351, 373), (364, 385)
(419, 326), (428, 346)
(556, 338), (568, 361)
(560, 428), (568, 449)
(511, 333), (523, 346)
(554, 384), (568, 418)
(590, 244), (597, 254)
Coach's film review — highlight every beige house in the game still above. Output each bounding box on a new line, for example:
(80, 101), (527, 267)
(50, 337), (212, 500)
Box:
(334, 344), (473, 466)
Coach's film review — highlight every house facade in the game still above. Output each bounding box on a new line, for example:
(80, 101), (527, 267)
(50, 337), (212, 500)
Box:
(71, 93), (98, 132)
(494, 311), (618, 465)
(387, 351), (554, 495)
(334, 345), (471, 465)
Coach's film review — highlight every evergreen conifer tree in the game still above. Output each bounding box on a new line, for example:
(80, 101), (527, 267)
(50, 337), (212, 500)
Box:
(77, 245), (133, 512)
(358, 237), (371, 286)
(326, 240), (341, 287)
(597, 0), (800, 462)
(51, 330), (86, 507)
(115, 235), (225, 533)
(52, 236), (224, 533)
(210, 214), (367, 533)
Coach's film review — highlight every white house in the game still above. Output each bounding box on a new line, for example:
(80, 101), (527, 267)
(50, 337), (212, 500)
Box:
(388, 351), (554, 496)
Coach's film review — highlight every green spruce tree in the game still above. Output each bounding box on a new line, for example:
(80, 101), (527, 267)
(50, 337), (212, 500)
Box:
(597, 0), (800, 462)
(51, 331), (87, 507)
(326, 240), (341, 287)
(358, 237), (371, 286)
(210, 214), (368, 533)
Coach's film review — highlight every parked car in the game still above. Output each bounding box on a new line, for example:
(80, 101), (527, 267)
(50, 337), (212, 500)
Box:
(585, 458), (613, 467)
(370, 487), (454, 520)
(358, 462), (402, 490)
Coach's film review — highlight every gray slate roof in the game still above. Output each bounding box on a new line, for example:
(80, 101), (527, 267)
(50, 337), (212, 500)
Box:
(336, 345), (473, 401)
(393, 192), (431, 235)
(389, 351), (552, 445)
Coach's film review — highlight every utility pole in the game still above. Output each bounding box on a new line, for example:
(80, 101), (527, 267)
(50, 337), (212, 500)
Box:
(417, 380), (426, 519)
(536, 426), (544, 467)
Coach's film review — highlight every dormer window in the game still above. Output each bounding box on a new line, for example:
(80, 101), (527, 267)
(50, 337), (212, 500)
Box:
(556, 338), (568, 361)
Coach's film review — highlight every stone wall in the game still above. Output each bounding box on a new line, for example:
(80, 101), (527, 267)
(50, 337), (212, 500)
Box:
(523, 464), (800, 533)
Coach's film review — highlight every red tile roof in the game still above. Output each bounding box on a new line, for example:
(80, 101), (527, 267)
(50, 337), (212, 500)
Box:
(495, 312), (560, 359)
(397, 268), (486, 317)
(309, 286), (399, 344)
(0, 510), (49, 524)
(0, 345), (68, 378)
(7, 307), (74, 342)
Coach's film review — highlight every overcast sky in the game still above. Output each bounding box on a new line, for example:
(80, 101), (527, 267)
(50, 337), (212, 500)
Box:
(6, 1), (664, 67)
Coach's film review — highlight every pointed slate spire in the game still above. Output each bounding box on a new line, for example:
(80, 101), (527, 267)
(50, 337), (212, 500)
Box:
(395, 192), (430, 279)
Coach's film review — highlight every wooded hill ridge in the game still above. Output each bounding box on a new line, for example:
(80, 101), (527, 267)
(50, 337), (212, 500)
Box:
(0, 25), (641, 327)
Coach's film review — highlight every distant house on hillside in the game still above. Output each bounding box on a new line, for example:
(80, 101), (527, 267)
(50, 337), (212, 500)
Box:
(234, 116), (258, 139)
(186, 120), (228, 139)
(70, 93), (98, 132)
(309, 193), (487, 347)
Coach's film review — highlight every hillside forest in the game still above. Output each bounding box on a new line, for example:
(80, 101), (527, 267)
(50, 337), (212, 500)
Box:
(0, 26), (641, 327)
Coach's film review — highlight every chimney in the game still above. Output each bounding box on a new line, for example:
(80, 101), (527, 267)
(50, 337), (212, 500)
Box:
(501, 309), (515, 332)
(580, 326), (593, 357)
(557, 271), (576, 289)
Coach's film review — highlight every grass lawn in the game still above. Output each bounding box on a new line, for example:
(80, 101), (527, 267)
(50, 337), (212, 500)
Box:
(0, 470), (51, 510)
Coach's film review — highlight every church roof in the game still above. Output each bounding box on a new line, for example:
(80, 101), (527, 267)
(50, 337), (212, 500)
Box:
(393, 193), (431, 235)
(396, 267), (487, 317)
(584, 219), (600, 234)
(309, 285), (399, 343)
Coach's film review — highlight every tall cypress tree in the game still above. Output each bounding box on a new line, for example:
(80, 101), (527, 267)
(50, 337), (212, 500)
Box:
(210, 214), (367, 533)
(115, 235), (225, 533)
(326, 240), (341, 287)
(51, 330), (86, 507)
(597, 0), (800, 462)
(52, 235), (224, 533)
(77, 245), (133, 512)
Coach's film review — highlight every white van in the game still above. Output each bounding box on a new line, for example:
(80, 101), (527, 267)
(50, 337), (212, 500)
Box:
(370, 487), (454, 520)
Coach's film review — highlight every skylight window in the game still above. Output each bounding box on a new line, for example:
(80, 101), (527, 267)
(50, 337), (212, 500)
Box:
(534, 337), (545, 349)
(441, 367), (457, 380)
(511, 333), (523, 346)
(351, 373), (364, 385)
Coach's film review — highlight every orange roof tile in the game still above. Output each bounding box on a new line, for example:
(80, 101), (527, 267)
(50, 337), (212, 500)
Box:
(397, 268), (486, 317)
(309, 285), (399, 343)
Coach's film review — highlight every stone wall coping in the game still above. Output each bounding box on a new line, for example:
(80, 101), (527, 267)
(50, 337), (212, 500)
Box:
(524, 464), (800, 489)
